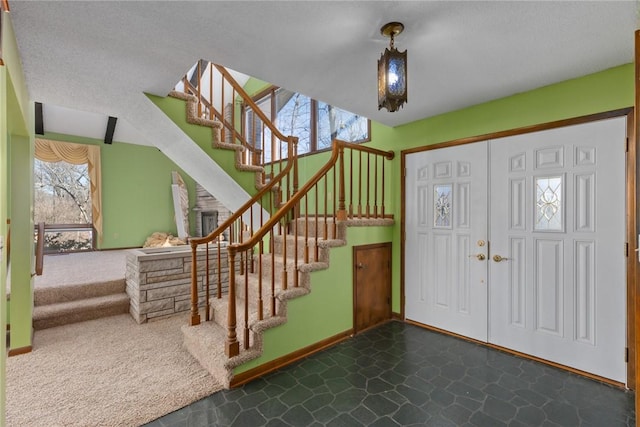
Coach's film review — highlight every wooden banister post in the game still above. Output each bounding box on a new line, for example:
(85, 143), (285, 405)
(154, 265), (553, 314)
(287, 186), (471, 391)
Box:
(337, 145), (347, 220)
(190, 243), (201, 326)
(226, 247), (240, 357)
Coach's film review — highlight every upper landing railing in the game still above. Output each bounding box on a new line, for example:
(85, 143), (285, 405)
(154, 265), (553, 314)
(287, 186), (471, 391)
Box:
(176, 61), (296, 188)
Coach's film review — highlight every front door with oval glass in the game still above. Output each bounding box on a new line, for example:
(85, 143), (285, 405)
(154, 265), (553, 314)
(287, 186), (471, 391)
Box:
(404, 116), (627, 383)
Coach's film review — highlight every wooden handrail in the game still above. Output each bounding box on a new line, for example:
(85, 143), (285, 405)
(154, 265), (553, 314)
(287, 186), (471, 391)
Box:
(34, 222), (44, 276)
(214, 65), (291, 144)
(228, 140), (394, 256)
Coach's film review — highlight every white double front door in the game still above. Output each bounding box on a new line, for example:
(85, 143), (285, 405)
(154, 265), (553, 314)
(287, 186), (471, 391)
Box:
(405, 116), (627, 383)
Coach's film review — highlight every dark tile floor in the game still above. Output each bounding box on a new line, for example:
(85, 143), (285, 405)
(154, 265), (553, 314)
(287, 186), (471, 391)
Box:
(146, 321), (635, 426)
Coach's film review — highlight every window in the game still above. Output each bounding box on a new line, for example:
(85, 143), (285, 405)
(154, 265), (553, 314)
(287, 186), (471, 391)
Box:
(34, 159), (93, 252)
(244, 87), (370, 162)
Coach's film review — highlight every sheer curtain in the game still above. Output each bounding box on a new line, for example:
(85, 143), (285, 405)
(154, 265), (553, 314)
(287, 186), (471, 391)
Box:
(34, 139), (103, 242)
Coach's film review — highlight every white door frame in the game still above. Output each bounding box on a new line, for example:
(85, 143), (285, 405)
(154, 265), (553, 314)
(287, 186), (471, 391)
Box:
(400, 108), (636, 388)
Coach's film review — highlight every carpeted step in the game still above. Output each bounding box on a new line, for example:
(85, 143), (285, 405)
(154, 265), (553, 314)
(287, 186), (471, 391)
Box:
(33, 293), (130, 330)
(272, 234), (344, 262)
(34, 279), (126, 306)
(181, 320), (261, 389)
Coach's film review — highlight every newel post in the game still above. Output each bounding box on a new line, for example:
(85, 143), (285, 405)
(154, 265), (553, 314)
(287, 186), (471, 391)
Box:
(337, 145), (347, 220)
(190, 243), (201, 326)
(225, 246), (240, 357)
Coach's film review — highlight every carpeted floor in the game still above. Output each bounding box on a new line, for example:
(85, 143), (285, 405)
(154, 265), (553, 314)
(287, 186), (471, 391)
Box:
(34, 250), (129, 289)
(6, 313), (223, 426)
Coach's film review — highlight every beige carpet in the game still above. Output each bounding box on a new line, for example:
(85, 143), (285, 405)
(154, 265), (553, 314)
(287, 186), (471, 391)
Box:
(34, 250), (128, 289)
(6, 314), (223, 426)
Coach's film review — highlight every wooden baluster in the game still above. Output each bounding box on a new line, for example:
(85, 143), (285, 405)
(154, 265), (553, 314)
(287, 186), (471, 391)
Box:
(314, 184), (319, 262)
(304, 194), (310, 263)
(338, 145), (347, 221)
(258, 240), (264, 320)
(197, 61), (202, 117)
(292, 137), (299, 197)
(217, 237), (222, 299)
(282, 211), (288, 290)
(221, 71), (225, 142)
(349, 148), (354, 218)
(239, 217), (245, 275)
(244, 248), (249, 349)
(249, 205), (255, 274)
(374, 154), (379, 218)
(293, 204), (299, 288)
(190, 243), (201, 326)
(324, 174), (328, 240)
(358, 151), (363, 218)
(366, 153), (371, 218)
(381, 158), (386, 218)
(270, 229), (276, 316)
(225, 248), (239, 357)
(333, 164), (337, 237)
(205, 243), (210, 321)
(209, 64), (213, 121)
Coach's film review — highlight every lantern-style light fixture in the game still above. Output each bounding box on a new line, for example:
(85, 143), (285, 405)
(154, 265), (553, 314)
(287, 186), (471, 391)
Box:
(378, 22), (407, 112)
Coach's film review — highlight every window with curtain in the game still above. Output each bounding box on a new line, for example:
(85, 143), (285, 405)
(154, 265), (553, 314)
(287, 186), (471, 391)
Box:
(34, 139), (102, 251)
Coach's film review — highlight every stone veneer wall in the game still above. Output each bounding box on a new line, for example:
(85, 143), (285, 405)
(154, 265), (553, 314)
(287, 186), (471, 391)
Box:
(193, 183), (232, 237)
(125, 246), (239, 323)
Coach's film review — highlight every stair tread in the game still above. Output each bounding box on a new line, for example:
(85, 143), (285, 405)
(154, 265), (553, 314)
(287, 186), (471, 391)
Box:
(33, 293), (130, 319)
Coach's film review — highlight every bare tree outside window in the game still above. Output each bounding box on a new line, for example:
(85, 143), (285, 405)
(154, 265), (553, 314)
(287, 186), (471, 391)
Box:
(245, 87), (370, 162)
(34, 159), (93, 252)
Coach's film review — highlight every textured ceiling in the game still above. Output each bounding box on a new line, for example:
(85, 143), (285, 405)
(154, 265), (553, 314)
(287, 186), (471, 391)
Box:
(9, 1), (637, 132)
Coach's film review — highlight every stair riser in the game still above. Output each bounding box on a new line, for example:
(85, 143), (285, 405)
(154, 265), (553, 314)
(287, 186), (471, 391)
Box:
(33, 301), (129, 330)
(272, 237), (331, 263)
(34, 279), (126, 306)
(210, 299), (261, 349)
(293, 218), (340, 239)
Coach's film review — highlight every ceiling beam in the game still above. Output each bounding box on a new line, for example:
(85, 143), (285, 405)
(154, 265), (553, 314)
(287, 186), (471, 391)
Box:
(104, 116), (117, 144)
(35, 102), (44, 135)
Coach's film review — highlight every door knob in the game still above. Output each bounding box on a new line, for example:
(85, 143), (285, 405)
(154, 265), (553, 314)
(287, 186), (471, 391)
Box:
(493, 254), (509, 262)
(468, 253), (486, 261)
(357, 263), (366, 269)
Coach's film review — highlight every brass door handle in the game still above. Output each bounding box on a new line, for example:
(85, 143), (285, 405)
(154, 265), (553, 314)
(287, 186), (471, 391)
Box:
(469, 253), (486, 261)
(357, 263), (366, 269)
(493, 254), (509, 262)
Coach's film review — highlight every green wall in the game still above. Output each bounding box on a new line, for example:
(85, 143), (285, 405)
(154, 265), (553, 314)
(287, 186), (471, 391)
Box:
(41, 133), (197, 249)
(1, 11), (32, 426)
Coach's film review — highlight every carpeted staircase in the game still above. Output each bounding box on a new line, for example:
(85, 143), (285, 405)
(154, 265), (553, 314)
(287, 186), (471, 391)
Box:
(33, 280), (130, 330)
(182, 217), (393, 387)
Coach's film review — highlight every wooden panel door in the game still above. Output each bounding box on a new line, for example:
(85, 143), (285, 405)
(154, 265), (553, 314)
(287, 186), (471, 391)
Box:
(354, 243), (391, 333)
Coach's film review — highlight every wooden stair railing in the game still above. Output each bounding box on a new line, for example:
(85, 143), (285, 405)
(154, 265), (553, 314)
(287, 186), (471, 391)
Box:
(178, 61), (295, 187)
(188, 136), (298, 326)
(219, 140), (394, 357)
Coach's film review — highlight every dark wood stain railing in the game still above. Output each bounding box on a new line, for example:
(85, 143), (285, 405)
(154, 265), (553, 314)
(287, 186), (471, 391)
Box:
(34, 222), (44, 276)
(189, 139), (394, 357)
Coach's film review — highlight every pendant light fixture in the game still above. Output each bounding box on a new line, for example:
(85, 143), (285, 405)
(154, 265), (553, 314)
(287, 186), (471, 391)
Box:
(378, 22), (407, 112)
